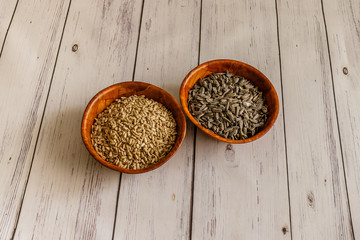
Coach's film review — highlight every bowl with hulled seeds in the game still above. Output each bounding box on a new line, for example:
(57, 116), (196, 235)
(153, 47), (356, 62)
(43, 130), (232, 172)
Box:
(180, 59), (279, 143)
(82, 81), (186, 174)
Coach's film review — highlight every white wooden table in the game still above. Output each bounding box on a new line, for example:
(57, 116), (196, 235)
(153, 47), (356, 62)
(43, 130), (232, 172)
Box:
(0, 0), (359, 239)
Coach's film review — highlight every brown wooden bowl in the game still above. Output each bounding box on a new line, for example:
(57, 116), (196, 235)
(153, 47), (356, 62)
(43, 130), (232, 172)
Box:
(81, 81), (186, 174)
(180, 59), (279, 143)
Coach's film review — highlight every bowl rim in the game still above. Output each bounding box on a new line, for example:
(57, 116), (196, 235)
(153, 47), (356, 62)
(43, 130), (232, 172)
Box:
(180, 59), (279, 144)
(81, 81), (186, 174)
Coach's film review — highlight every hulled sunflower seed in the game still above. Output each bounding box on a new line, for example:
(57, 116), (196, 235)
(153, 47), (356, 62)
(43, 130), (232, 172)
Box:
(91, 95), (177, 170)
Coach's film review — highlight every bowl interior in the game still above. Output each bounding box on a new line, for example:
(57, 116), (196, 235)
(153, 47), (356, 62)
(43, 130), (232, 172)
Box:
(180, 59), (279, 143)
(82, 81), (186, 173)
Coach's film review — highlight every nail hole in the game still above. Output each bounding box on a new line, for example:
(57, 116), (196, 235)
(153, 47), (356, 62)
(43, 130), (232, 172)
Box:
(72, 44), (78, 52)
(282, 226), (288, 235)
(343, 67), (348, 75)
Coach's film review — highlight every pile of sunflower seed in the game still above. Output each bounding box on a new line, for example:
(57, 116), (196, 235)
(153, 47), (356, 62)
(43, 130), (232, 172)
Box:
(188, 71), (268, 140)
(91, 95), (177, 170)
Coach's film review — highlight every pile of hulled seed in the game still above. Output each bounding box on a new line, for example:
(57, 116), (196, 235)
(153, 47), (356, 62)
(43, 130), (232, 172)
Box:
(91, 95), (177, 170)
(188, 71), (268, 140)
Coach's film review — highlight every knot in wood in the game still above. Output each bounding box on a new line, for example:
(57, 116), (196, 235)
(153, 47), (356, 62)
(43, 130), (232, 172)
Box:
(226, 144), (233, 151)
(307, 191), (315, 207)
(72, 44), (78, 52)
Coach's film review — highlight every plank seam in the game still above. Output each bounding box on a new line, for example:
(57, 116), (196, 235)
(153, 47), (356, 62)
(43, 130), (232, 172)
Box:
(320, 0), (355, 238)
(188, 127), (197, 240)
(10, 0), (73, 238)
(197, 0), (203, 65)
(131, 0), (146, 82)
(0, 0), (20, 58)
(189, 0), (202, 239)
(274, 0), (293, 239)
(111, 174), (122, 240)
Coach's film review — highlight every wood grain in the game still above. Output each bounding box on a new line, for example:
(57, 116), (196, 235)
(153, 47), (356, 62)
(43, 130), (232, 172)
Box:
(322, 0), (360, 237)
(113, 0), (199, 239)
(0, 0), (71, 238)
(191, 0), (290, 239)
(0, 0), (17, 49)
(13, 0), (143, 239)
(277, 0), (354, 238)
(1, 0), (359, 239)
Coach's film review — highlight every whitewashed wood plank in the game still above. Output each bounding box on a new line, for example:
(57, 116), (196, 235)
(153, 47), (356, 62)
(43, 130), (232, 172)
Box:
(13, 0), (143, 239)
(277, 0), (354, 239)
(192, 0), (290, 239)
(323, 0), (360, 238)
(0, 0), (71, 239)
(113, 0), (199, 239)
(0, 0), (17, 47)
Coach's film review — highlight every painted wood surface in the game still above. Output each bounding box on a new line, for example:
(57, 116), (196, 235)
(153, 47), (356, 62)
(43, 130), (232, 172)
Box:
(0, 0), (71, 238)
(13, 0), (143, 239)
(0, 0), (17, 48)
(113, 0), (199, 239)
(191, 0), (290, 239)
(277, 0), (354, 239)
(0, 0), (359, 239)
(323, 0), (360, 238)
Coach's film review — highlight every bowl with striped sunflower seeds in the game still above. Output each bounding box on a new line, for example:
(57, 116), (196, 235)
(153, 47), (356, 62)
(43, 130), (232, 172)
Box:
(180, 59), (279, 143)
(82, 81), (186, 174)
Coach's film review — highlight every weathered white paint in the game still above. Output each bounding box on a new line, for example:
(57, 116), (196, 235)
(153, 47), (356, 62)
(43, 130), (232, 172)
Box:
(113, 0), (199, 239)
(277, 0), (353, 238)
(0, 0), (17, 47)
(13, 0), (143, 239)
(323, 0), (360, 238)
(191, 0), (290, 239)
(1, 0), (359, 239)
(0, 0), (71, 238)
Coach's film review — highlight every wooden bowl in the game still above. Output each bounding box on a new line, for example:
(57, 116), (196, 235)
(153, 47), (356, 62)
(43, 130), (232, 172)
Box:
(180, 59), (279, 143)
(81, 81), (186, 174)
